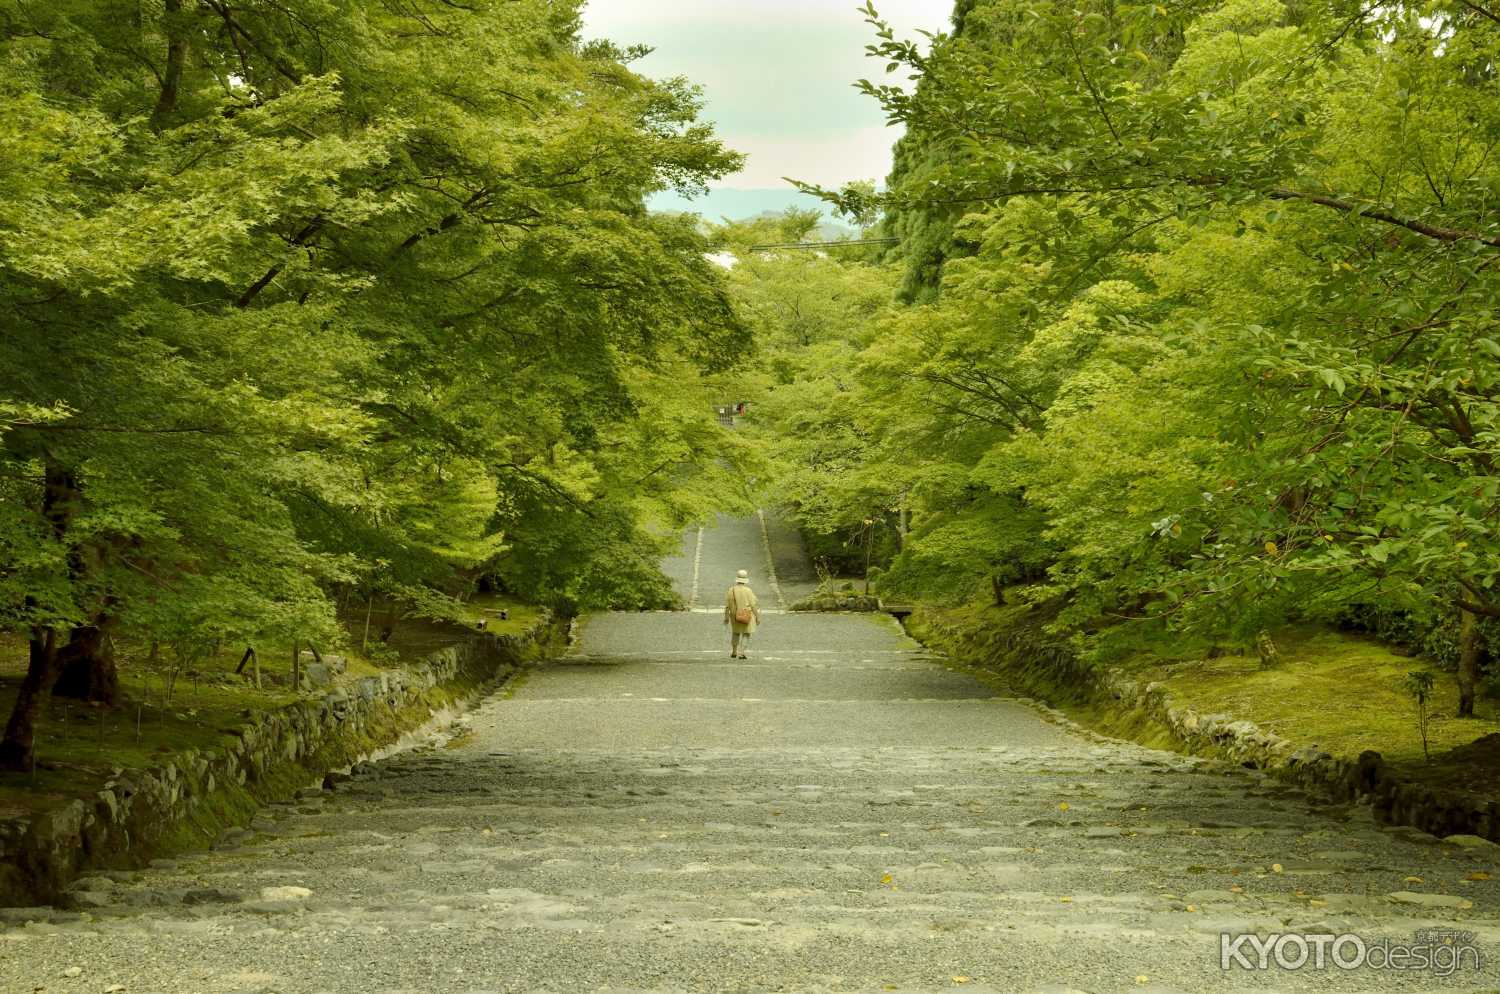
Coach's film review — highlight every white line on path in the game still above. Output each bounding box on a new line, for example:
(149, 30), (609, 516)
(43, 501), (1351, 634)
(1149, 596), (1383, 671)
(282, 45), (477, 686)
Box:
(756, 508), (786, 610)
(688, 607), (790, 615)
(688, 526), (704, 609)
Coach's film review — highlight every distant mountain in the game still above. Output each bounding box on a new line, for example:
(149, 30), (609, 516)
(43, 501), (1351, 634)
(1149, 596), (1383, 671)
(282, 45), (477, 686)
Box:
(738, 209), (858, 242)
(649, 187), (833, 221)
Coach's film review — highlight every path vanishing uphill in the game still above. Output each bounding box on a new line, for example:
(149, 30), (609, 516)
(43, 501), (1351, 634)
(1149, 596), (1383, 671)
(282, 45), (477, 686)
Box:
(5, 517), (1500, 993)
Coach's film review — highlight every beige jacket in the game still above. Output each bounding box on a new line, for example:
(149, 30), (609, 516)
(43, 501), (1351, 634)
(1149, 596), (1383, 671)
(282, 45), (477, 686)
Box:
(724, 584), (760, 634)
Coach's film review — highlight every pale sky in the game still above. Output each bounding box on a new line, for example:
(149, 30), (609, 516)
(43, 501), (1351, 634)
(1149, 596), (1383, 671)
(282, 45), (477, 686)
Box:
(580, 0), (951, 195)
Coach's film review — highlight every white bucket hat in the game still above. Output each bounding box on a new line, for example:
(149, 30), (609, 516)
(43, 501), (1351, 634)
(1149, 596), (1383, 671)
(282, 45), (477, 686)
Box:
(736, 569), (749, 584)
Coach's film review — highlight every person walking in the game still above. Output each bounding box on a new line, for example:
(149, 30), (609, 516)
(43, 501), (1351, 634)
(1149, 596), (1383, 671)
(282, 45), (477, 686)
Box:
(724, 569), (760, 659)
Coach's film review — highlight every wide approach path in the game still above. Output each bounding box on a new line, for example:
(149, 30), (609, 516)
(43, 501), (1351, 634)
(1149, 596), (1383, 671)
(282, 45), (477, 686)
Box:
(4, 516), (1500, 992)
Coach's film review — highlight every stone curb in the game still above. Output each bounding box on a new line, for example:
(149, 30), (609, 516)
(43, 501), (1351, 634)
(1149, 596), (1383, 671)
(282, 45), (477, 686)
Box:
(0, 614), (560, 906)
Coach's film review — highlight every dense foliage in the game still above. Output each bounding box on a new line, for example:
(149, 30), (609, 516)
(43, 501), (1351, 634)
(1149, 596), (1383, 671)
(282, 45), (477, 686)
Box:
(0, 0), (748, 767)
(748, 0), (1500, 714)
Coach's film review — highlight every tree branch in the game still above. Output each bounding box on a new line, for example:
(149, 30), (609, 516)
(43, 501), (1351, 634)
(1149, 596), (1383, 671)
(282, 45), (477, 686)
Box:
(236, 217), (324, 308)
(389, 188), (490, 258)
(1459, 1), (1500, 27)
(1064, 28), (1121, 146)
(202, 0), (304, 85)
(1267, 188), (1500, 248)
(497, 462), (596, 518)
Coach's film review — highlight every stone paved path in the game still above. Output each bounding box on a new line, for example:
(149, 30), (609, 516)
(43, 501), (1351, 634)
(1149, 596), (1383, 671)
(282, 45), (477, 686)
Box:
(5, 517), (1500, 993)
(661, 511), (819, 610)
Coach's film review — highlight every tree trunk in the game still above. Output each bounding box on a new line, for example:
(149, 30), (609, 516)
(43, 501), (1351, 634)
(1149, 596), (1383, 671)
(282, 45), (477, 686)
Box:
(380, 600), (399, 643)
(1458, 605), (1480, 718)
(0, 461), (82, 770)
(0, 630), (63, 771)
(51, 617), (120, 705)
(991, 575), (1005, 607)
(152, 0), (187, 125)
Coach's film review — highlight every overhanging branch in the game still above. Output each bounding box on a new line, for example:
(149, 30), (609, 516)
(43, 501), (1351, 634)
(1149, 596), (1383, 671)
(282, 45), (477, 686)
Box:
(1268, 188), (1500, 248)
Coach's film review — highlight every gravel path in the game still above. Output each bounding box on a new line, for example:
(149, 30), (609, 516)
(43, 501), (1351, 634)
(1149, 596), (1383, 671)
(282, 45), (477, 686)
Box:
(5, 518), (1500, 993)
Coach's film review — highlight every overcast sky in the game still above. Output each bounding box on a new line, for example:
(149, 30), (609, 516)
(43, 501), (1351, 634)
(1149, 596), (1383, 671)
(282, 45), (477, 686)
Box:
(580, 0), (951, 194)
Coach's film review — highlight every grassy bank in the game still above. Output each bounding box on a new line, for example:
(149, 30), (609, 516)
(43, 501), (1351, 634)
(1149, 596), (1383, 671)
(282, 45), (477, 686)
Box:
(0, 594), (539, 823)
(909, 599), (1500, 795)
(0, 609), (561, 904)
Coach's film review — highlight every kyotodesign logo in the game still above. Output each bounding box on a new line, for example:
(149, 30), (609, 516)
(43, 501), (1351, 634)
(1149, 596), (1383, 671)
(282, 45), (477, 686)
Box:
(1220, 930), (1481, 977)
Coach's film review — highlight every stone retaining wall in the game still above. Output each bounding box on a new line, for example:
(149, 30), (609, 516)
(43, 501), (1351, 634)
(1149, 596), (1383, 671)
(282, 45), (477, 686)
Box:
(0, 617), (560, 907)
(1099, 668), (1500, 842)
(790, 592), (882, 612)
(909, 608), (1499, 843)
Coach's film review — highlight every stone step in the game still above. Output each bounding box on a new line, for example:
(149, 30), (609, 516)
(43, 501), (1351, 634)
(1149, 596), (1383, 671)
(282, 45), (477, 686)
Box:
(8, 585), (1500, 993)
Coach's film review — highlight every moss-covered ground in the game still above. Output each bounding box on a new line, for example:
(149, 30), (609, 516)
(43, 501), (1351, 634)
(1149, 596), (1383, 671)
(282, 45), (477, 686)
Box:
(910, 598), (1500, 798)
(0, 596), (539, 824)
